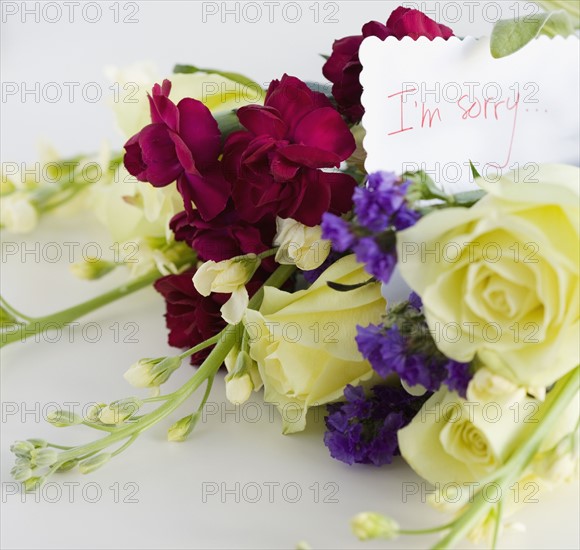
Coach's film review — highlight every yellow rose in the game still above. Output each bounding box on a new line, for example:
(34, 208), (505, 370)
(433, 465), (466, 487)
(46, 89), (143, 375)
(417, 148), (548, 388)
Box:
(106, 65), (261, 138)
(399, 381), (579, 544)
(245, 255), (385, 433)
(397, 164), (579, 389)
(398, 383), (579, 487)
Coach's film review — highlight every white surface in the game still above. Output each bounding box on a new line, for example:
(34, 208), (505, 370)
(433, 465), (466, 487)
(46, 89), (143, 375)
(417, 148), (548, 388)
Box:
(1, 2), (579, 549)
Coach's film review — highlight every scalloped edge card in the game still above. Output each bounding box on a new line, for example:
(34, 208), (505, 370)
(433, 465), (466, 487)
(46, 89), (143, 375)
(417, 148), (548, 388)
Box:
(360, 36), (579, 193)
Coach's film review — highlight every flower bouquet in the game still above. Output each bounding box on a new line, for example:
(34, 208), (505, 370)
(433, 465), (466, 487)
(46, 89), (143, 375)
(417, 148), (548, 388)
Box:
(2, 3), (579, 548)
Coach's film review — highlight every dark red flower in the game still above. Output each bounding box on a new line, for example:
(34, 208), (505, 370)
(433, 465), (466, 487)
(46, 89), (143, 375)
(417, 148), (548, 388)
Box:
(154, 270), (228, 365)
(223, 74), (356, 227)
(170, 202), (276, 268)
(154, 270), (272, 365)
(387, 6), (454, 39)
(124, 80), (229, 221)
(323, 7), (453, 122)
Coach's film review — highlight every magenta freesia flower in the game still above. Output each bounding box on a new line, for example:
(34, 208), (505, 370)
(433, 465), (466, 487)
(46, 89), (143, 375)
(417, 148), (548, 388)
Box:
(323, 7), (454, 122)
(124, 79), (229, 221)
(223, 74), (356, 226)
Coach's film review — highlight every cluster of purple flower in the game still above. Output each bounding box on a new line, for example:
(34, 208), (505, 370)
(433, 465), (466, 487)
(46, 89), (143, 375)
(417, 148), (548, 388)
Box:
(324, 295), (472, 467)
(356, 296), (472, 396)
(356, 324), (471, 395)
(324, 384), (427, 466)
(321, 171), (420, 283)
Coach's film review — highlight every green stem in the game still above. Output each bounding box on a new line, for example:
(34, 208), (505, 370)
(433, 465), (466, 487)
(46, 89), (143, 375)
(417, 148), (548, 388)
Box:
(399, 521), (457, 536)
(491, 499), (504, 550)
(55, 329), (236, 466)
(432, 367), (579, 549)
(39, 182), (94, 214)
(257, 248), (278, 260)
(179, 333), (221, 361)
(0, 296), (34, 322)
(48, 264), (296, 471)
(46, 443), (73, 450)
(198, 376), (214, 411)
(81, 422), (117, 433)
(111, 434), (138, 457)
(142, 394), (173, 403)
(1, 268), (162, 348)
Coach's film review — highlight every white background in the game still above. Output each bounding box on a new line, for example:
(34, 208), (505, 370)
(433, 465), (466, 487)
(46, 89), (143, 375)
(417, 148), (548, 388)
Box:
(1, 1), (579, 549)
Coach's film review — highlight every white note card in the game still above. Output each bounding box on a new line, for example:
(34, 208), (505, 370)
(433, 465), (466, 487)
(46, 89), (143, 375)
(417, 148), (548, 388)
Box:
(360, 35), (579, 193)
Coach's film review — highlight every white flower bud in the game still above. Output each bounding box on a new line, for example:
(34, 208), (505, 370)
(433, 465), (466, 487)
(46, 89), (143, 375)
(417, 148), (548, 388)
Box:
(224, 350), (259, 405)
(31, 448), (58, 467)
(85, 403), (107, 423)
(10, 441), (34, 458)
(24, 476), (45, 492)
(98, 397), (142, 425)
(0, 193), (38, 233)
(351, 512), (399, 541)
(57, 459), (80, 473)
(124, 356), (181, 389)
(225, 345), (263, 391)
(79, 452), (112, 474)
(168, 413), (199, 442)
(533, 435), (580, 485)
(47, 409), (84, 427)
(274, 217), (330, 271)
(26, 439), (47, 449)
(11, 465), (33, 482)
(70, 259), (116, 280)
(225, 372), (254, 405)
(14, 457), (31, 468)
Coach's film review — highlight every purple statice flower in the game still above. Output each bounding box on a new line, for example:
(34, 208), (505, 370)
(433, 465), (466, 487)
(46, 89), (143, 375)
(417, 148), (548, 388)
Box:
(324, 384), (427, 466)
(353, 172), (420, 233)
(357, 311), (472, 396)
(353, 172), (404, 232)
(392, 206), (421, 230)
(354, 323), (386, 368)
(402, 354), (447, 390)
(353, 236), (397, 283)
(408, 292), (423, 310)
(443, 360), (472, 397)
(374, 324), (407, 376)
(321, 212), (356, 252)
(320, 173), (421, 283)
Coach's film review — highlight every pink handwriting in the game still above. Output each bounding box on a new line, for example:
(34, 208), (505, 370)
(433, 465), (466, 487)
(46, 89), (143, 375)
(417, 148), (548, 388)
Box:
(387, 88), (522, 169)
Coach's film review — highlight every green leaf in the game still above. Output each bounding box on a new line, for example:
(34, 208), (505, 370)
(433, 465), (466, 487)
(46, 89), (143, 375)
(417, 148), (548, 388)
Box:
(453, 190), (486, 206)
(403, 170), (449, 201)
(490, 10), (575, 58)
(327, 278), (375, 292)
(173, 64), (264, 98)
(469, 161), (481, 179)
